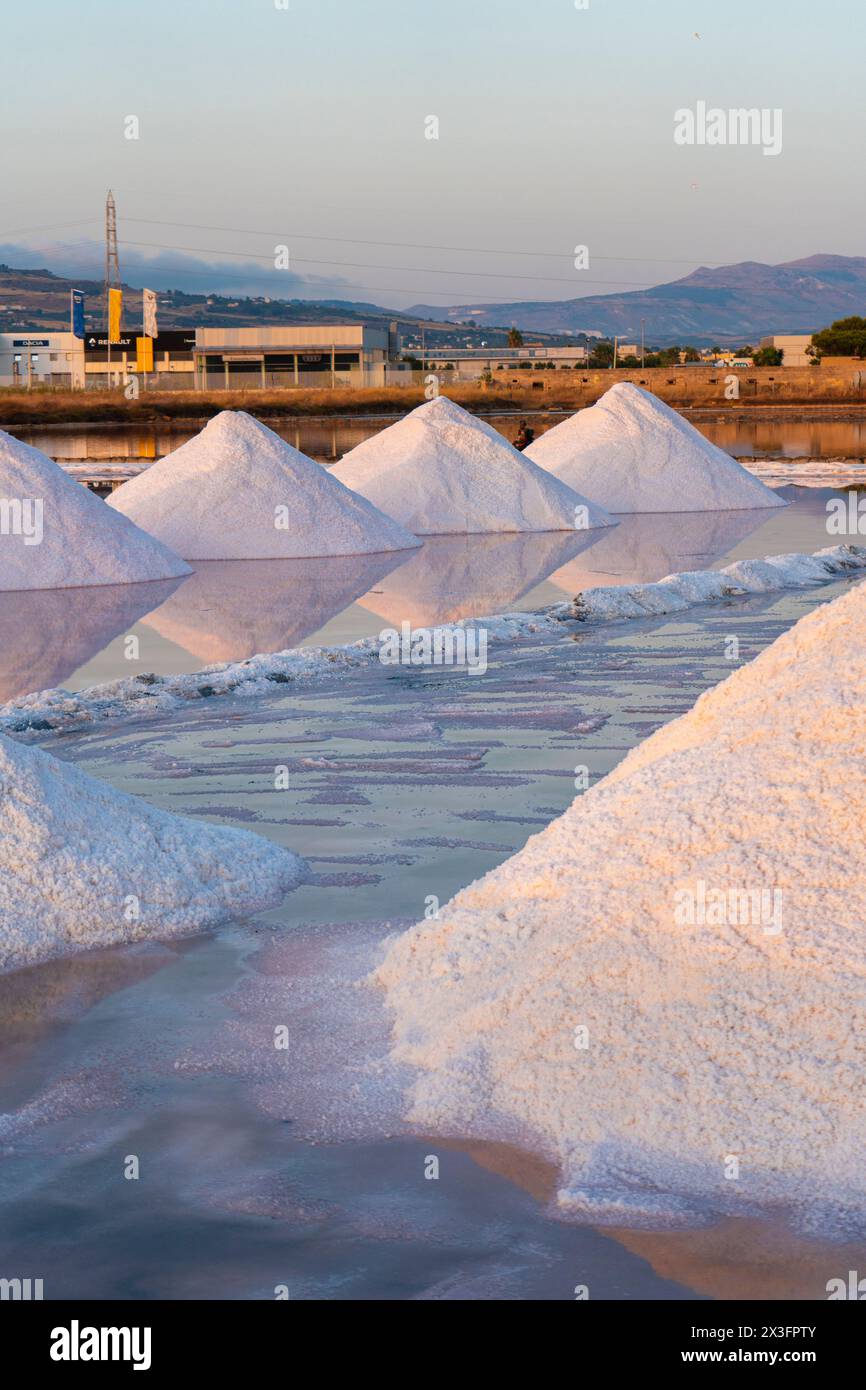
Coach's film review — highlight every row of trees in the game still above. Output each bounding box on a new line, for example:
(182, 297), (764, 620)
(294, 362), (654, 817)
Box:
(586, 342), (782, 368)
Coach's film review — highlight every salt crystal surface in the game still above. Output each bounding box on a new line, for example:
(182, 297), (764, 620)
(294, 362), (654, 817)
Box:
(332, 396), (615, 535)
(0, 428), (191, 592)
(559, 544), (866, 622)
(108, 411), (420, 559)
(376, 570), (866, 1224)
(526, 383), (786, 513)
(0, 731), (307, 973)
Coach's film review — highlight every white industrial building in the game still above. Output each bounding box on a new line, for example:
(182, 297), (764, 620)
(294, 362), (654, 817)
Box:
(194, 324), (408, 389)
(760, 334), (814, 366)
(424, 345), (589, 379)
(0, 331), (85, 388)
(0, 323), (408, 390)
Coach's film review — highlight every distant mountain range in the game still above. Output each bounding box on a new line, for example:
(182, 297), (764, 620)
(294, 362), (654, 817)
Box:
(407, 255), (866, 345)
(3, 254), (863, 349)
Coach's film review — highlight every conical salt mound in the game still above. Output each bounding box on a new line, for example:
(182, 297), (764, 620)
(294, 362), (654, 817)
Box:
(526, 383), (785, 513)
(0, 731), (307, 973)
(377, 575), (866, 1224)
(331, 395), (615, 535)
(0, 429), (191, 592)
(108, 411), (420, 560)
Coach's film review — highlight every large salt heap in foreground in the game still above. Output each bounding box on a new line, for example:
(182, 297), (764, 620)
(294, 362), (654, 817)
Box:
(108, 412), (420, 559)
(376, 574), (866, 1223)
(0, 429), (191, 592)
(332, 396), (615, 535)
(526, 383), (785, 513)
(0, 732), (307, 973)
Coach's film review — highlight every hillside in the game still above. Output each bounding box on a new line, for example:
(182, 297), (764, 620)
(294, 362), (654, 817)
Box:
(0, 264), (553, 350)
(407, 255), (866, 344)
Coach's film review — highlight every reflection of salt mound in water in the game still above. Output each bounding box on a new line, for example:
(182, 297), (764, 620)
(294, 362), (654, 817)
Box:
(0, 428), (190, 592)
(0, 577), (181, 701)
(332, 396), (615, 535)
(376, 576), (866, 1228)
(108, 411), (420, 559)
(548, 508), (771, 594)
(141, 552), (408, 664)
(526, 384), (786, 513)
(0, 732), (307, 974)
(356, 530), (605, 627)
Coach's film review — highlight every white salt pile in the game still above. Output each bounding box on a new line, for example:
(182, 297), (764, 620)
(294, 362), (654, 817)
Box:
(376, 573), (866, 1225)
(0, 429), (191, 592)
(526, 383), (786, 513)
(0, 731), (307, 973)
(331, 395), (615, 535)
(108, 411), (420, 560)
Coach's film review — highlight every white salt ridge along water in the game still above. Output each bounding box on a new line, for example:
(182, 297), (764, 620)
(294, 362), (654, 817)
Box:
(332, 395), (615, 535)
(0, 428), (191, 592)
(526, 383), (786, 513)
(0, 732), (307, 973)
(1, 545), (863, 739)
(108, 411), (420, 559)
(376, 571), (866, 1229)
(557, 544), (866, 622)
(747, 458), (866, 486)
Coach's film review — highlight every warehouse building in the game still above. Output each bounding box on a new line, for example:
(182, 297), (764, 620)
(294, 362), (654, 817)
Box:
(759, 334), (814, 367)
(0, 323), (407, 390)
(83, 329), (196, 386)
(194, 324), (408, 389)
(424, 345), (589, 379)
(0, 331), (86, 388)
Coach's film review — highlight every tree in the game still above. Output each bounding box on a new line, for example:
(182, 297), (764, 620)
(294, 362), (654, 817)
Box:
(588, 341), (614, 368)
(507, 327), (524, 347)
(752, 346), (784, 366)
(812, 317), (866, 359)
(649, 346), (680, 367)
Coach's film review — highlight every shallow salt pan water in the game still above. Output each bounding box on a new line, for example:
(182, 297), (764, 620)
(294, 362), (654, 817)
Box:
(0, 488), (847, 703)
(2, 564), (866, 1299)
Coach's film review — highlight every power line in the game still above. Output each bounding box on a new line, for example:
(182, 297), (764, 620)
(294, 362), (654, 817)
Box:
(21, 251), (597, 306)
(0, 217), (99, 241)
(122, 215), (723, 269)
(114, 236), (665, 289)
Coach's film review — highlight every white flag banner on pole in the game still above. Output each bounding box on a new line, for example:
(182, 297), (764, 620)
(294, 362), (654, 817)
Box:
(143, 288), (158, 338)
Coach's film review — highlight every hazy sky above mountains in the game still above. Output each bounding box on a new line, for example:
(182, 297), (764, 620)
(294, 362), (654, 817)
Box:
(2, 0), (864, 307)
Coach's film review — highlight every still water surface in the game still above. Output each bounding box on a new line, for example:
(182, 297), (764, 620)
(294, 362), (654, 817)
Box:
(12, 411), (866, 466)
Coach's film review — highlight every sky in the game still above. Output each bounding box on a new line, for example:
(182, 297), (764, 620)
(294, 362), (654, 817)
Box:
(1, 0), (864, 309)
